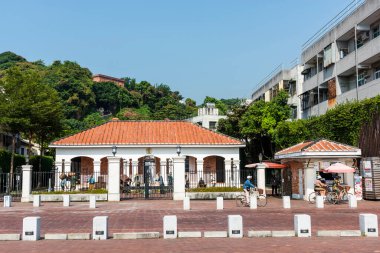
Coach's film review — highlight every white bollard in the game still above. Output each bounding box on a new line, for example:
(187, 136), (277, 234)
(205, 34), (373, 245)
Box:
(316, 196), (324, 208)
(359, 214), (378, 237)
(33, 195), (41, 207)
(283, 196), (291, 209)
(216, 197), (223, 210)
(294, 214), (311, 237)
(90, 195), (96, 208)
(163, 215), (177, 239)
(3, 195), (12, 207)
(349, 195), (357, 208)
(250, 195), (257, 209)
(228, 215), (243, 238)
(23, 217), (41, 241)
(183, 196), (190, 210)
(93, 216), (108, 240)
(63, 195), (70, 207)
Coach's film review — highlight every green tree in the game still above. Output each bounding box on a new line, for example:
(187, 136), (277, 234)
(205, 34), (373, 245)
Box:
(116, 106), (151, 120)
(202, 96), (228, 115)
(83, 112), (107, 128)
(92, 81), (132, 114)
(0, 51), (26, 70)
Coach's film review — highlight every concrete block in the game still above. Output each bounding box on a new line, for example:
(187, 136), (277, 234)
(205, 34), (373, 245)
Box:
(282, 196), (291, 209)
(33, 195), (41, 207)
(67, 233), (91, 240)
(204, 231), (227, 238)
(349, 195), (357, 208)
(163, 215), (177, 239)
(93, 216), (108, 240)
(3, 196), (11, 207)
(22, 217), (41, 241)
(250, 195), (257, 209)
(183, 197), (190, 210)
(63, 195), (70, 207)
(316, 196), (324, 208)
(228, 215), (243, 238)
(340, 230), (361, 237)
(44, 234), (67, 240)
(247, 231), (271, 238)
(90, 195), (96, 208)
(113, 232), (160, 239)
(216, 197), (223, 210)
(317, 230), (341, 237)
(294, 214), (311, 237)
(359, 214), (378, 237)
(178, 231), (202, 238)
(0, 234), (20, 241)
(271, 230), (295, 237)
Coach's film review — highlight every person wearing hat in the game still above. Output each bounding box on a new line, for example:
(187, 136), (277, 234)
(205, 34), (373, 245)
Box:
(243, 175), (255, 205)
(315, 175), (327, 196)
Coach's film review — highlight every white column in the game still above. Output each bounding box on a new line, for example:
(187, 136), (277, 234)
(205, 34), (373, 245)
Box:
(283, 196), (291, 209)
(132, 160), (138, 184)
(359, 214), (378, 237)
(160, 160), (167, 185)
(173, 157), (186, 200)
(23, 217), (41, 241)
(93, 216), (108, 240)
(196, 159), (204, 185)
(54, 161), (62, 190)
(304, 163), (315, 201)
(21, 165), (33, 203)
(93, 160), (101, 182)
(224, 159), (232, 187)
(107, 156), (121, 201)
(294, 214), (311, 237)
(228, 215), (243, 238)
(344, 172), (355, 194)
(233, 160), (241, 187)
(124, 160), (130, 177)
(217, 197), (223, 210)
(256, 163), (266, 195)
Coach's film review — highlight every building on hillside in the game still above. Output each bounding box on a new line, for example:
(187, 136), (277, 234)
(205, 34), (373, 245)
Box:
(250, 64), (304, 120)
(92, 74), (124, 87)
(0, 132), (40, 157)
(186, 103), (227, 130)
(300, 0), (380, 118)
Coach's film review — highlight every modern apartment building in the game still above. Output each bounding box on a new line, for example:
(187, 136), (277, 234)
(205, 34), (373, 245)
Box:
(251, 63), (304, 120)
(300, 0), (380, 118)
(187, 103), (227, 130)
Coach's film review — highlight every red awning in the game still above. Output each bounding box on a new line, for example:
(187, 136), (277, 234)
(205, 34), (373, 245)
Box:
(245, 162), (287, 169)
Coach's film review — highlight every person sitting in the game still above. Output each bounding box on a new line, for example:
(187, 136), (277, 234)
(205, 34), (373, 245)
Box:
(198, 178), (206, 188)
(333, 176), (344, 199)
(243, 175), (255, 205)
(314, 175), (327, 196)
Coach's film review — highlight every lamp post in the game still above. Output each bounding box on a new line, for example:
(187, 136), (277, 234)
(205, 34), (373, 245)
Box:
(176, 145), (181, 156)
(112, 145), (117, 156)
(258, 153), (263, 163)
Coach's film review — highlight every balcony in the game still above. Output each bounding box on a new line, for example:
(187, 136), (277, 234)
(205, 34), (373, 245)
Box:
(357, 35), (380, 64)
(302, 71), (323, 92)
(336, 51), (355, 76)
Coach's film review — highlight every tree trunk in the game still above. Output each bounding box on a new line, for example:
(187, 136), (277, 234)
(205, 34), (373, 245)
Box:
(28, 130), (33, 164)
(9, 134), (16, 192)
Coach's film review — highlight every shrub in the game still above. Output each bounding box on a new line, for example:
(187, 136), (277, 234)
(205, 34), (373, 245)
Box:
(29, 155), (54, 171)
(187, 187), (242, 192)
(0, 149), (26, 173)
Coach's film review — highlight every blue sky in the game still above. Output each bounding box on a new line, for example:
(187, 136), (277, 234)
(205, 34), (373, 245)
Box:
(1, 0), (352, 103)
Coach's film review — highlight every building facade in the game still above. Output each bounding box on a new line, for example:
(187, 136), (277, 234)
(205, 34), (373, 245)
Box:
(92, 74), (124, 87)
(187, 103), (227, 130)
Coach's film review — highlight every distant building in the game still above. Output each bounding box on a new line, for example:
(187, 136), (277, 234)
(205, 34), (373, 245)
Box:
(92, 74), (124, 87)
(187, 103), (227, 130)
(0, 132), (40, 157)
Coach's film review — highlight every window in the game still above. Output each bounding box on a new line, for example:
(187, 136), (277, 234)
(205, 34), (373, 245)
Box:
(373, 26), (380, 39)
(209, 121), (216, 130)
(375, 68), (380, 80)
(20, 148), (24, 155)
(358, 72), (366, 86)
(185, 157), (189, 173)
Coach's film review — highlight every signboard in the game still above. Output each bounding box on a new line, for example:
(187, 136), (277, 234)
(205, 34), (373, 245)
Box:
(368, 228), (376, 233)
(365, 178), (373, 192)
(95, 231), (104, 235)
(354, 175), (362, 200)
(231, 230), (240, 235)
(300, 229), (309, 234)
(166, 231), (175, 235)
(363, 161), (372, 178)
(25, 231), (34, 236)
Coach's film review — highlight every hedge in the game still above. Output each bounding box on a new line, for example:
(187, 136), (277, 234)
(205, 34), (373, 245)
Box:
(29, 155), (54, 172)
(187, 187), (242, 192)
(0, 149), (26, 173)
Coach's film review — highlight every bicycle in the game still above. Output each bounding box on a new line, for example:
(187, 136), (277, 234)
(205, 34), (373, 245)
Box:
(329, 186), (353, 204)
(236, 188), (267, 207)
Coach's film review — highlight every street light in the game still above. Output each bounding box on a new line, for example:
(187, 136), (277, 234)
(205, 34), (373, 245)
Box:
(258, 153), (263, 163)
(112, 145), (117, 156)
(176, 145), (181, 156)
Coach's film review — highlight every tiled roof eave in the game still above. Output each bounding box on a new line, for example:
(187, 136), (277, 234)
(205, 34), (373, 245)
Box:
(50, 143), (245, 148)
(275, 150), (362, 160)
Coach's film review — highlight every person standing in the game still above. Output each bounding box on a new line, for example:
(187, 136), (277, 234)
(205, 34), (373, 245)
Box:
(243, 175), (255, 205)
(271, 174), (278, 196)
(88, 174), (95, 190)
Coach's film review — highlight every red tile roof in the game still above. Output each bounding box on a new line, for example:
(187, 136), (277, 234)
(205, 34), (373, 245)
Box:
(275, 139), (359, 156)
(51, 121), (244, 146)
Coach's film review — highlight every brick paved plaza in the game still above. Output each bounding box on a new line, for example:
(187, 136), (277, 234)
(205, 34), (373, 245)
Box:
(0, 198), (379, 252)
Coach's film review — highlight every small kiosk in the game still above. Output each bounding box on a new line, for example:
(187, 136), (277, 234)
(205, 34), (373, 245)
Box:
(274, 139), (361, 200)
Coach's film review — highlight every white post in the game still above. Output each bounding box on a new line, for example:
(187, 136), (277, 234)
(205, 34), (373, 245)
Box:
(349, 195), (357, 208)
(283, 196), (291, 209)
(4, 195), (12, 207)
(228, 215), (243, 238)
(107, 156), (121, 201)
(54, 161), (62, 190)
(93, 160), (101, 182)
(316, 196), (324, 208)
(234, 160), (241, 187)
(63, 195), (70, 207)
(196, 159), (204, 186)
(23, 217), (41, 241)
(90, 195), (96, 208)
(217, 197), (223, 210)
(132, 160), (138, 185)
(93, 216), (108, 240)
(163, 215), (177, 239)
(173, 157), (186, 200)
(33, 195), (41, 207)
(21, 165), (33, 203)
(294, 214), (311, 237)
(250, 195), (257, 209)
(160, 160), (167, 186)
(224, 159), (232, 187)
(359, 214), (378, 237)
(303, 164), (315, 201)
(344, 172), (355, 194)
(256, 163), (266, 195)
(183, 196), (190, 210)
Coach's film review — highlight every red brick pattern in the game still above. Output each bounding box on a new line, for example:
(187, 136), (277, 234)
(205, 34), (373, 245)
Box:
(52, 121), (243, 146)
